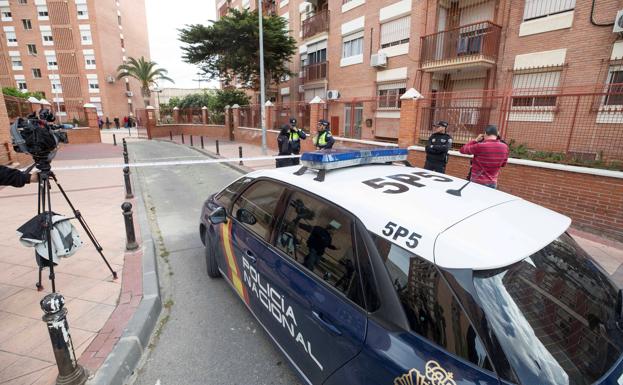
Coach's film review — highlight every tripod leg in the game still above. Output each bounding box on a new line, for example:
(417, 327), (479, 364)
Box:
(36, 266), (43, 291)
(43, 176), (56, 293)
(50, 174), (118, 280)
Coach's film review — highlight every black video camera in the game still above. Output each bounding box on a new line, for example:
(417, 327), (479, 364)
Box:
(10, 109), (68, 165)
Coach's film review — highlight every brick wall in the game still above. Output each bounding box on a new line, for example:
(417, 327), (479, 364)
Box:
(65, 127), (102, 144)
(408, 149), (623, 242)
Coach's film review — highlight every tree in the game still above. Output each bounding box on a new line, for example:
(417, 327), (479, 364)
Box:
(2, 87), (45, 100)
(179, 8), (296, 89)
(116, 57), (174, 107)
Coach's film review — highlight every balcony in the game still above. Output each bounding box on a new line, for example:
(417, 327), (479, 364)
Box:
(302, 61), (328, 83)
(420, 21), (501, 72)
(301, 9), (329, 40)
(262, 0), (277, 15)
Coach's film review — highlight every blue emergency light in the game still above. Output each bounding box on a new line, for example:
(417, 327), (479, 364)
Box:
(300, 148), (408, 170)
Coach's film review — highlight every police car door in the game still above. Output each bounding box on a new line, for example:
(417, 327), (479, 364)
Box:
(266, 189), (367, 384)
(227, 180), (288, 322)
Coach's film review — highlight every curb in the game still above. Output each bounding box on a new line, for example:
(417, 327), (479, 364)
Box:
(87, 151), (161, 385)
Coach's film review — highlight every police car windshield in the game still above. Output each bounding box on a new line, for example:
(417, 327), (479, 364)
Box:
(472, 233), (623, 385)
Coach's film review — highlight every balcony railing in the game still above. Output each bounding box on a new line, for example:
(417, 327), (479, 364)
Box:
(420, 21), (501, 71)
(303, 61), (328, 83)
(301, 9), (329, 40)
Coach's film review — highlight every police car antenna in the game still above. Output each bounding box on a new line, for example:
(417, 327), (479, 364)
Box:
(445, 171), (484, 197)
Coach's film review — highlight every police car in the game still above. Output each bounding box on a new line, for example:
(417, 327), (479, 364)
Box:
(199, 148), (623, 385)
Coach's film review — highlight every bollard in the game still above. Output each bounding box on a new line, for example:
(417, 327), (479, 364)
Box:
(170, 131), (173, 141)
(190, 135), (194, 147)
(122, 138), (128, 154)
(239, 146), (243, 166)
(216, 140), (220, 155)
(41, 293), (89, 385)
(113, 134), (117, 146)
(201, 136), (204, 149)
(123, 151), (129, 166)
(181, 133), (185, 144)
(122, 202), (139, 251)
(128, 126), (131, 137)
(123, 167), (133, 199)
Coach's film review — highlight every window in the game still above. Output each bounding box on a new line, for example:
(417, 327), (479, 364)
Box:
(85, 55), (96, 67)
(22, 19), (32, 30)
(41, 30), (54, 45)
(215, 177), (254, 213)
(50, 77), (62, 93)
(371, 233), (493, 371)
(380, 16), (410, 48)
(276, 191), (364, 305)
(344, 102), (363, 138)
(5, 30), (17, 46)
(523, 0), (575, 21)
(76, 4), (88, 19)
(32, 68), (41, 78)
(306, 40), (327, 64)
(27, 44), (37, 55)
(120, 38), (125, 48)
(604, 66), (623, 106)
(80, 27), (92, 45)
(37, 5), (49, 20)
(18, 0), (27, 4)
(11, 56), (23, 70)
(377, 82), (406, 109)
(1, 7), (12, 21)
(231, 180), (286, 240)
(45, 52), (57, 69)
(342, 31), (363, 58)
(17, 80), (27, 90)
(88, 78), (100, 93)
(511, 70), (560, 107)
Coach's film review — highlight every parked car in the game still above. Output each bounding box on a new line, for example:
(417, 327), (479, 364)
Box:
(199, 149), (623, 385)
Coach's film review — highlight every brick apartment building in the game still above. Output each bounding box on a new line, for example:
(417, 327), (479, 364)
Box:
(0, 0), (151, 122)
(216, 0), (623, 153)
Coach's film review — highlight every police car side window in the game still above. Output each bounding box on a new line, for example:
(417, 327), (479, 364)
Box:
(276, 192), (365, 307)
(216, 177), (253, 213)
(231, 180), (285, 241)
(371, 234), (494, 372)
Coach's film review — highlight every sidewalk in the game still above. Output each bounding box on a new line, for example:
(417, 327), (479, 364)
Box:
(162, 135), (623, 286)
(0, 143), (137, 385)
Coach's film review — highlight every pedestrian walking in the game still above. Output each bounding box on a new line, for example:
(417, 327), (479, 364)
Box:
(276, 124), (293, 168)
(123, 116), (129, 128)
(105, 117), (111, 129)
(424, 120), (452, 174)
(312, 120), (335, 150)
(288, 117), (307, 165)
(113, 117), (120, 129)
(97, 116), (103, 130)
(459, 125), (509, 189)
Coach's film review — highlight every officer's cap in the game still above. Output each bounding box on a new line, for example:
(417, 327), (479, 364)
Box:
(289, 117), (297, 125)
(318, 119), (330, 128)
(433, 121), (448, 129)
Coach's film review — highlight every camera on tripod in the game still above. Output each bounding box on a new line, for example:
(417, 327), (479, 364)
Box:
(10, 108), (68, 166)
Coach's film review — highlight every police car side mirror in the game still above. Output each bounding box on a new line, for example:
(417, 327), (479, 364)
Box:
(236, 208), (257, 226)
(208, 207), (228, 225)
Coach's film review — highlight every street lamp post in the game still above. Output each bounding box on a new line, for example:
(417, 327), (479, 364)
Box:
(258, 0), (267, 154)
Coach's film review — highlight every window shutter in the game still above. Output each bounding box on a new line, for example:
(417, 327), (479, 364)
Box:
(380, 16), (411, 46)
(523, 0), (575, 20)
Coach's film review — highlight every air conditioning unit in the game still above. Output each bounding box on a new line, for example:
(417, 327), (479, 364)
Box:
(327, 90), (340, 100)
(614, 9), (623, 33)
(106, 75), (115, 83)
(298, 85), (305, 93)
(126, 91), (133, 97)
(299, 1), (314, 14)
(370, 53), (388, 68)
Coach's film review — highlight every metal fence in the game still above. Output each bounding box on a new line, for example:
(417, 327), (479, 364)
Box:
(4, 95), (31, 120)
(178, 108), (203, 124)
(418, 85), (623, 166)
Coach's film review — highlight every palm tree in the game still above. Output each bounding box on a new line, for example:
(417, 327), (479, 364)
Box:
(116, 56), (174, 107)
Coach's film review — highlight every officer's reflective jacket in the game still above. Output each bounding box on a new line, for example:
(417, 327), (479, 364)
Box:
(289, 127), (307, 153)
(313, 130), (335, 149)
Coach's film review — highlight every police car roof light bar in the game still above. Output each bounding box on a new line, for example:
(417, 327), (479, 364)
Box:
(295, 148), (411, 182)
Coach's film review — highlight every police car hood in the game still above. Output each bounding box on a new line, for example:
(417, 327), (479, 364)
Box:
(252, 165), (571, 270)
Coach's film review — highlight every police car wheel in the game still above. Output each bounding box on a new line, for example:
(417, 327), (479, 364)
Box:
(204, 229), (221, 278)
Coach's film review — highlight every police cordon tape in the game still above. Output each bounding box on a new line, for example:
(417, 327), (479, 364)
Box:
(47, 154), (301, 171)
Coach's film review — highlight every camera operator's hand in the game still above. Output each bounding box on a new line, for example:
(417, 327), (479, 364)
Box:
(30, 171), (39, 183)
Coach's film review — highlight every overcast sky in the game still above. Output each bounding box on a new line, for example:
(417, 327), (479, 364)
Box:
(145, 0), (218, 89)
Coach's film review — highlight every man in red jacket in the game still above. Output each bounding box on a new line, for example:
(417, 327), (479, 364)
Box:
(459, 125), (509, 189)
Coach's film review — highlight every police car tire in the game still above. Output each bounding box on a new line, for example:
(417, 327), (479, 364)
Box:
(204, 230), (221, 278)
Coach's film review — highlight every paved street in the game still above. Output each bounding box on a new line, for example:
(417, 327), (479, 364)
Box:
(129, 140), (301, 385)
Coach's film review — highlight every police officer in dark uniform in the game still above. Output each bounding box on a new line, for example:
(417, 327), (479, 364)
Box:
(424, 120), (453, 174)
(313, 119), (335, 150)
(288, 117), (307, 165)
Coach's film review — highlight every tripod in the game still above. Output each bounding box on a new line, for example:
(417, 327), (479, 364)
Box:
(35, 161), (118, 292)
